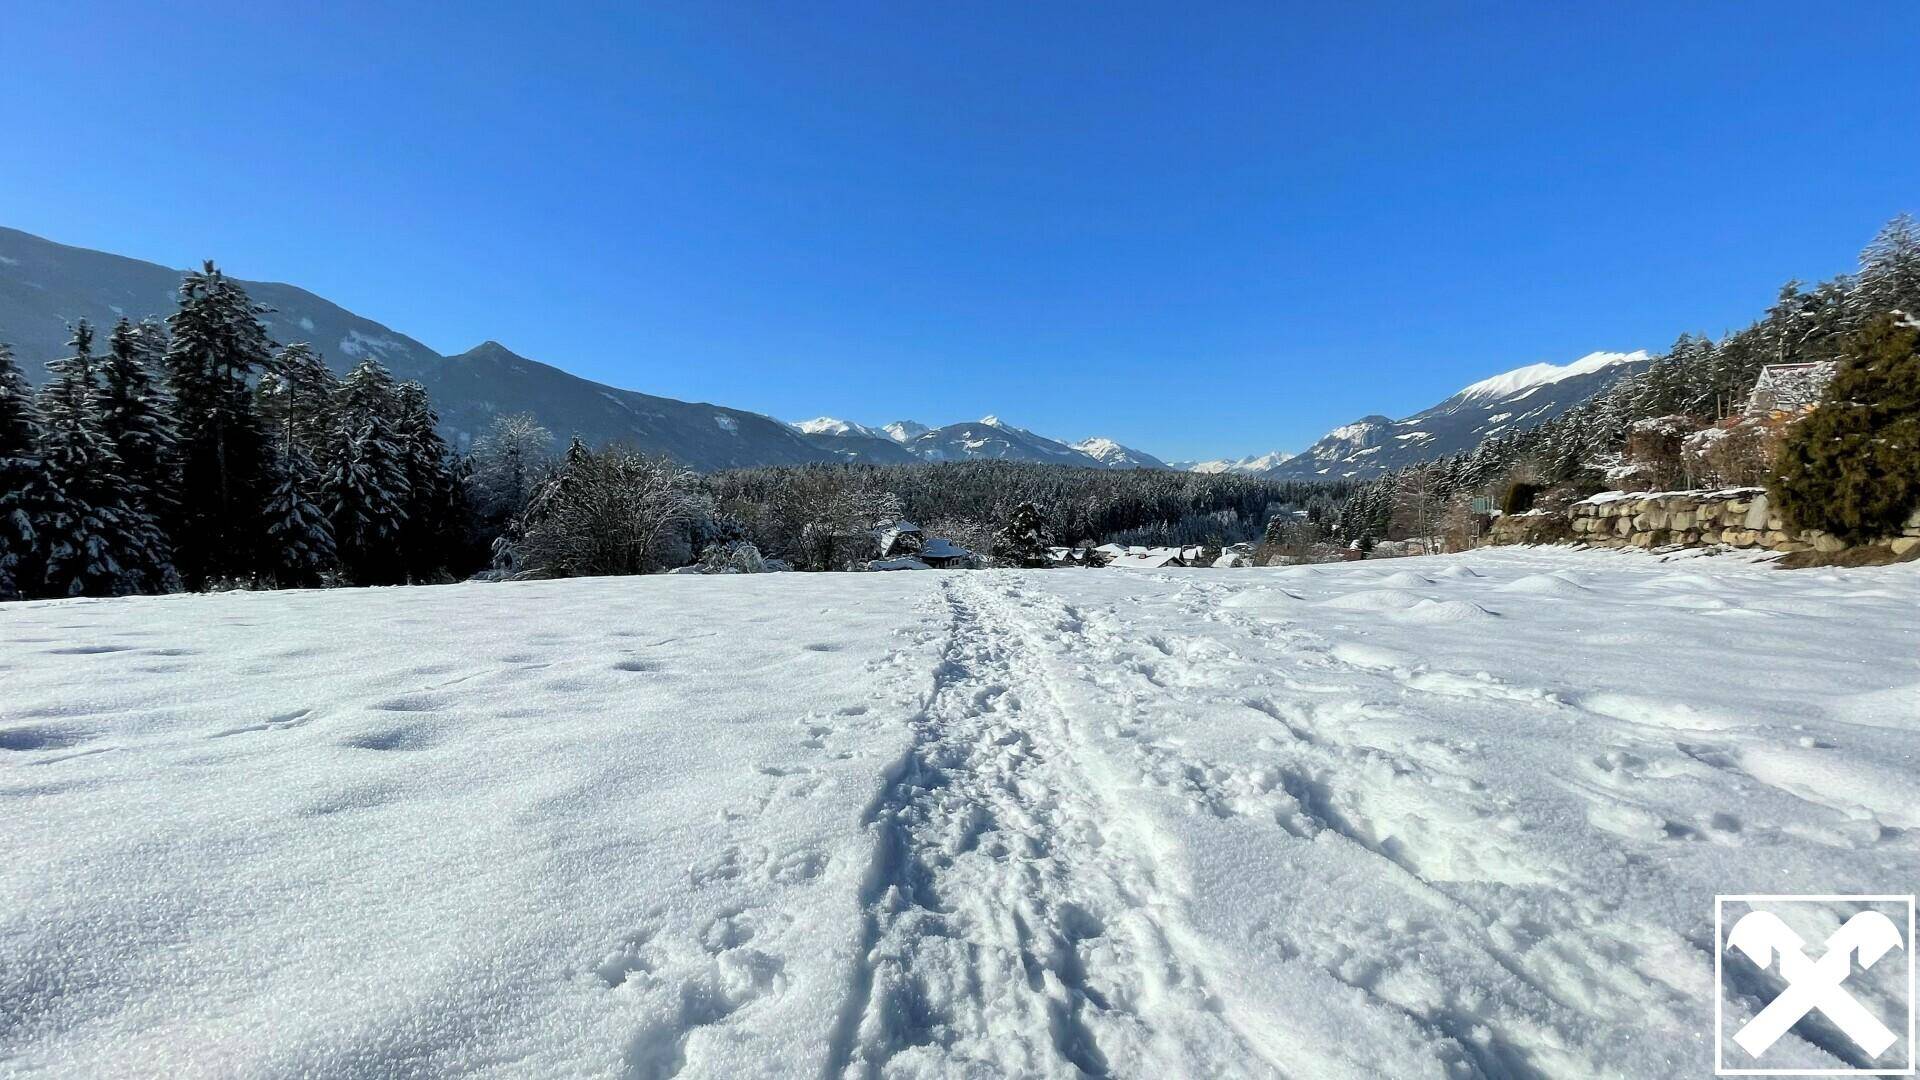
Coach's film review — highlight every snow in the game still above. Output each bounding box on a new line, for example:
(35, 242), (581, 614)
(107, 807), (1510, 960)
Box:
(790, 417), (877, 438)
(1324, 420), (1385, 445)
(868, 557), (929, 571)
(1579, 487), (1766, 506)
(713, 414), (739, 434)
(1178, 450), (1293, 475)
(917, 538), (970, 560)
(337, 329), (412, 360)
(4, 549), (1919, 1078)
(880, 421), (928, 444)
(1455, 350), (1649, 403)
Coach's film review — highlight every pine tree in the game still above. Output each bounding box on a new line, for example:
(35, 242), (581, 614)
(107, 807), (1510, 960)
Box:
(392, 380), (455, 580)
(264, 444), (337, 586)
(164, 262), (276, 587)
(323, 359), (410, 584)
(35, 322), (144, 596)
(1856, 214), (1920, 319)
(993, 501), (1052, 567)
(257, 342), (339, 585)
(257, 342), (338, 462)
(98, 318), (180, 591)
(1770, 314), (1920, 541)
(0, 344), (56, 601)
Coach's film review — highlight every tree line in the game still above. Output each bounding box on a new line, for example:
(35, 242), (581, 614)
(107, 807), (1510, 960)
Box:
(0, 261), (1331, 596)
(0, 262), (473, 600)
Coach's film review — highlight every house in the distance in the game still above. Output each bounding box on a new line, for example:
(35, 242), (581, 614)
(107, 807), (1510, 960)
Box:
(1745, 362), (1837, 416)
(917, 538), (976, 569)
(1108, 550), (1182, 570)
(873, 519), (925, 559)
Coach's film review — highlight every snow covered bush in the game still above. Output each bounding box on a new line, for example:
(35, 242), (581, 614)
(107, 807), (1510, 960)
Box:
(699, 540), (769, 574)
(495, 440), (711, 578)
(1681, 414), (1792, 489)
(1621, 414), (1703, 490)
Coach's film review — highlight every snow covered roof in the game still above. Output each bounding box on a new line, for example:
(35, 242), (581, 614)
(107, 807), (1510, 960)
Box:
(1109, 553), (1179, 569)
(1093, 543), (1128, 555)
(1745, 362), (1837, 413)
(868, 557), (930, 571)
(919, 538), (971, 559)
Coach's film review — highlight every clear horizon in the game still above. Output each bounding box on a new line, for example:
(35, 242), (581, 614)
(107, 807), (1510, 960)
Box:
(4, 3), (1916, 459)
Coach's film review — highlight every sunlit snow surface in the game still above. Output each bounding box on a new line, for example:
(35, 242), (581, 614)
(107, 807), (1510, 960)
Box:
(3, 550), (1917, 1078)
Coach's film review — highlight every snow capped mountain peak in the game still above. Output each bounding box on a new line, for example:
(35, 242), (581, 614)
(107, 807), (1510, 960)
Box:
(979, 414), (1006, 428)
(1269, 351), (1651, 481)
(1174, 450), (1294, 475)
(791, 416), (878, 438)
(1454, 350), (1649, 403)
(1325, 417), (1391, 446)
(881, 420), (930, 444)
(1071, 437), (1170, 470)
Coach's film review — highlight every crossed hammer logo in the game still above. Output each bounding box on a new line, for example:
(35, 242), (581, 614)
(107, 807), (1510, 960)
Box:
(1728, 909), (1905, 1060)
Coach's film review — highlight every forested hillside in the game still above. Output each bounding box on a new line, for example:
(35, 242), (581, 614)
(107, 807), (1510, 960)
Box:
(1325, 215), (1920, 548)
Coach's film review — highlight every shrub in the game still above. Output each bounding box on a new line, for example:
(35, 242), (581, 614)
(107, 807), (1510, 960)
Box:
(497, 441), (709, 578)
(1682, 415), (1793, 489)
(1770, 315), (1920, 540)
(1500, 482), (1542, 515)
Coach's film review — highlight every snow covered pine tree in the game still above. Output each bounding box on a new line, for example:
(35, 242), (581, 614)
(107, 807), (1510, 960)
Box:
(0, 343), (56, 601)
(34, 322), (148, 596)
(163, 262), (277, 587)
(322, 359), (411, 585)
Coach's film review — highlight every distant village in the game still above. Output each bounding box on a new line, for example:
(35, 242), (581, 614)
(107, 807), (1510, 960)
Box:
(865, 518), (1259, 571)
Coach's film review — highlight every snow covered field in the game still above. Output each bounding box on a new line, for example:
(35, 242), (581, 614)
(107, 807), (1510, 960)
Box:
(3, 549), (1917, 1078)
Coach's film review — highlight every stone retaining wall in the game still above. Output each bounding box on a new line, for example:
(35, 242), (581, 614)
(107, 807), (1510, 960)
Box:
(1488, 488), (1920, 555)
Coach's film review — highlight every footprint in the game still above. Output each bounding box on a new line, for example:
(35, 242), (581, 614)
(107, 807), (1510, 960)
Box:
(802, 643), (841, 653)
(596, 930), (657, 988)
(623, 953), (786, 1079)
(701, 909), (756, 953)
(342, 724), (439, 752)
(0, 725), (95, 751)
(770, 848), (828, 883)
(371, 694), (446, 713)
(614, 659), (662, 673)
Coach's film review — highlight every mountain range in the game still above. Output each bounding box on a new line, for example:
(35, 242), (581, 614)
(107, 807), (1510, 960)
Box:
(1, 225), (1644, 478)
(789, 415), (1170, 471)
(1266, 351), (1651, 480)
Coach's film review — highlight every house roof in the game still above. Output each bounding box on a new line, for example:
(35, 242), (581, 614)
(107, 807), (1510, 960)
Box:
(869, 556), (930, 571)
(1746, 362), (1837, 412)
(1109, 552), (1178, 569)
(919, 538), (972, 559)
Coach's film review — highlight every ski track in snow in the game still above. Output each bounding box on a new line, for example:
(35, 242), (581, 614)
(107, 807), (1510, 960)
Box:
(2, 548), (1917, 1078)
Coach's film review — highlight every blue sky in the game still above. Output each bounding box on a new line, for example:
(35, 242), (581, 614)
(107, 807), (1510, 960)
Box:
(3, 3), (1916, 460)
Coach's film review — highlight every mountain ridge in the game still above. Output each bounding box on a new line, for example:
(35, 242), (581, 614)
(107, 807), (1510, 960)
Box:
(2, 225), (1646, 478)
